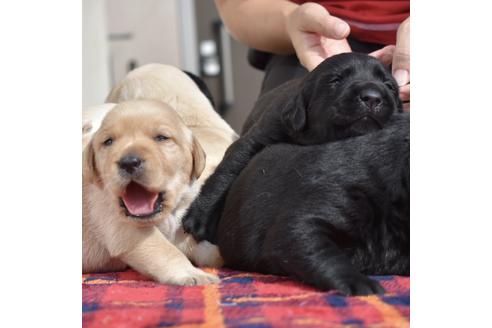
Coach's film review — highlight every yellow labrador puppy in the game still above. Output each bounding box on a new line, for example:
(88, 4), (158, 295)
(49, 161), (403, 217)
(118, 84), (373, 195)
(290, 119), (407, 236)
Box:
(83, 100), (221, 285)
(106, 64), (237, 184)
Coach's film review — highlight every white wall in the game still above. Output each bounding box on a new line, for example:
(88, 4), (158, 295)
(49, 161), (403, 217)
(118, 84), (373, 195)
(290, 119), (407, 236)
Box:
(82, 0), (111, 107)
(83, 0), (198, 108)
(106, 0), (187, 84)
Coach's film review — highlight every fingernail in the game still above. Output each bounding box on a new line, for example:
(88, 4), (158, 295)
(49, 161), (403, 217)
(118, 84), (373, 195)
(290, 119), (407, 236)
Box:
(335, 22), (349, 37)
(393, 69), (409, 87)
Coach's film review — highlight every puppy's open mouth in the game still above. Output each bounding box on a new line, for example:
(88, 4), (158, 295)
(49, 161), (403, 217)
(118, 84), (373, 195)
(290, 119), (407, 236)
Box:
(119, 181), (164, 219)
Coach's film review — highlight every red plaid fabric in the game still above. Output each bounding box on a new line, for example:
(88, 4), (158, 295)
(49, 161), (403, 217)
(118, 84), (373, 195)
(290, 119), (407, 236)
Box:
(83, 269), (409, 327)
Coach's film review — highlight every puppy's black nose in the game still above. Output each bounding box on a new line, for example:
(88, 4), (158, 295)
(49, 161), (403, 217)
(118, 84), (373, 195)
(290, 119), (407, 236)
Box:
(360, 88), (382, 109)
(118, 155), (143, 175)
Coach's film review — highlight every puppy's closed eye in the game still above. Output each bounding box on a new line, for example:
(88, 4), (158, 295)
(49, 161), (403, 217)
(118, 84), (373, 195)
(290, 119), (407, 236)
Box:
(327, 75), (342, 85)
(154, 135), (169, 142)
(384, 80), (397, 90)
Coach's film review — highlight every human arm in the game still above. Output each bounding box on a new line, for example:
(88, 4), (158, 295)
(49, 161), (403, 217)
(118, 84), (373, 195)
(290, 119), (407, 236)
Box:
(215, 0), (351, 71)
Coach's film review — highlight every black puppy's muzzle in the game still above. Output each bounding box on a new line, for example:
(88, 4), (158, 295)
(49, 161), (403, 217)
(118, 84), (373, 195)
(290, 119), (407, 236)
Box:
(340, 81), (394, 124)
(330, 81), (397, 138)
(359, 87), (383, 112)
(118, 154), (144, 177)
(355, 82), (388, 117)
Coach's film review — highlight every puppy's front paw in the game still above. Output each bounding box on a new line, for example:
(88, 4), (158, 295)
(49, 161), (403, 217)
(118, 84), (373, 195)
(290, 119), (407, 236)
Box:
(182, 203), (208, 240)
(333, 273), (385, 296)
(160, 267), (220, 286)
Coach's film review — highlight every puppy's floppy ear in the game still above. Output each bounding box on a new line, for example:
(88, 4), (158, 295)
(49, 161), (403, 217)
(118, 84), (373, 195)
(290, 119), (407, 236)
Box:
(83, 140), (102, 187)
(386, 66), (404, 113)
(280, 95), (307, 135)
(396, 96), (404, 113)
(190, 136), (206, 180)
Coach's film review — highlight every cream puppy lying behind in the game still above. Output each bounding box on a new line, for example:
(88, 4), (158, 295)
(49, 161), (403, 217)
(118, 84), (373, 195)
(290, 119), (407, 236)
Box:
(106, 64), (238, 184)
(82, 103), (116, 148)
(83, 100), (221, 285)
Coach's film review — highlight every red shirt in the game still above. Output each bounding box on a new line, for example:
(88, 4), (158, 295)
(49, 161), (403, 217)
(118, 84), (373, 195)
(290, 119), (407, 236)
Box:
(293, 1), (410, 45)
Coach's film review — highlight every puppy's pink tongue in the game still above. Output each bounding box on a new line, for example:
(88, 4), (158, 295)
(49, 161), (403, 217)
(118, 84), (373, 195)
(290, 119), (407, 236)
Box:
(122, 182), (159, 216)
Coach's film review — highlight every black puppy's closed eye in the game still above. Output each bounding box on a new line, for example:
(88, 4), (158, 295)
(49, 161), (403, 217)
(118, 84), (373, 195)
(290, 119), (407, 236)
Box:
(384, 81), (398, 93)
(103, 138), (113, 146)
(328, 76), (342, 85)
(155, 135), (169, 142)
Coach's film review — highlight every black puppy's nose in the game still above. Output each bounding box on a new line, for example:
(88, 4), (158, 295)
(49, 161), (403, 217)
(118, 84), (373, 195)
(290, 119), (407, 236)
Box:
(118, 155), (143, 175)
(360, 88), (382, 109)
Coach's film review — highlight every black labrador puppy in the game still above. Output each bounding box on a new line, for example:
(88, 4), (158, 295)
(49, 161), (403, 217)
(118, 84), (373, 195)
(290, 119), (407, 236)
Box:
(183, 53), (402, 242)
(217, 114), (409, 296)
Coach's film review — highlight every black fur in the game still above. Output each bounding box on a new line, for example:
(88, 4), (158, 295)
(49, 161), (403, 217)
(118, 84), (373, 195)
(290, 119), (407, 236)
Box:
(183, 53), (402, 242)
(217, 114), (409, 296)
(183, 70), (216, 109)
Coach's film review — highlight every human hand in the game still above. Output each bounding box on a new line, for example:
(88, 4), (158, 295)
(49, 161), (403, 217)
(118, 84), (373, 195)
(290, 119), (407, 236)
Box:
(393, 17), (410, 111)
(369, 17), (410, 111)
(286, 2), (351, 71)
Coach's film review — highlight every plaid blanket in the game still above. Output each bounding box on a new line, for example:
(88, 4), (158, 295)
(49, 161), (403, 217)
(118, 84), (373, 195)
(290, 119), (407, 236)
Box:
(83, 269), (409, 328)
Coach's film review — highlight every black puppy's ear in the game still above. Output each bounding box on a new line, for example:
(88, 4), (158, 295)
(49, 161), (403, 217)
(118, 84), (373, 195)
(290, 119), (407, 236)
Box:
(280, 95), (307, 135)
(183, 70), (216, 109)
(397, 99), (404, 113)
(395, 87), (403, 113)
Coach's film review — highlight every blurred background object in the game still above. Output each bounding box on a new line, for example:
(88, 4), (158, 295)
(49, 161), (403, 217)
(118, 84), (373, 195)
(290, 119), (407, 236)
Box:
(82, 0), (263, 132)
